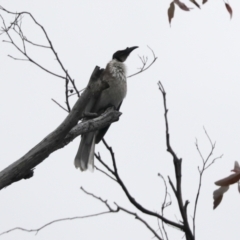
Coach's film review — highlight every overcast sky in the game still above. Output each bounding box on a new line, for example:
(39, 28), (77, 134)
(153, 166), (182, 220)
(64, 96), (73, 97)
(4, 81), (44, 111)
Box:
(1, 0), (240, 239)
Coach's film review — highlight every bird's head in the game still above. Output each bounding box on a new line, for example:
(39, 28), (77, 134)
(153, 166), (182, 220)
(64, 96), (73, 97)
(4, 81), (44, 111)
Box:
(112, 46), (138, 62)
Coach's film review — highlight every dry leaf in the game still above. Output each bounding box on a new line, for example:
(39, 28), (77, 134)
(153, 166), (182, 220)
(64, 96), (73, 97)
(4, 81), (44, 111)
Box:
(232, 161), (240, 172)
(189, 0), (201, 8)
(215, 172), (240, 186)
(168, 1), (175, 25)
(213, 161), (240, 209)
(213, 186), (229, 209)
(225, 3), (233, 19)
(174, 0), (191, 11)
(202, 0), (208, 4)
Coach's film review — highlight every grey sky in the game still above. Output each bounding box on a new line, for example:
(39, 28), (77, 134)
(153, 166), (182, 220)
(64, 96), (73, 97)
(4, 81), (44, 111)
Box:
(1, 0), (240, 239)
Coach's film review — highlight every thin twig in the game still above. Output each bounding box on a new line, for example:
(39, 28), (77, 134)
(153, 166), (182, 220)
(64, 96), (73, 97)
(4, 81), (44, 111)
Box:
(81, 187), (114, 211)
(157, 217), (164, 240)
(95, 166), (117, 182)
(23, 36), (50, 48)
(0, 15), (66, 79)
(7, 54), (28, 61)
(0, 212), (111, 236)
(115, 203), (163, 240)
(0, 186), (115, 237)
(82, 187), (163, 240)
(0, 7), (80, 95)
(51, 98), (69, 112)
(158, 173), (171, 240)
(193, 128), (223, 237)
(95, 152), (115, 176)
(128, 46), (157, 78)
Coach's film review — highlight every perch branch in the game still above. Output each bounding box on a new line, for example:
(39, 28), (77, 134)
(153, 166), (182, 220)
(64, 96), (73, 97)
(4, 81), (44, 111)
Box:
(0, 66), (110, 190)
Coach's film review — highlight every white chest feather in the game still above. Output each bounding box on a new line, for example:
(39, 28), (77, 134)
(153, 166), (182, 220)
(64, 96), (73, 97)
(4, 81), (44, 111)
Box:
(108, 59), (127, 82)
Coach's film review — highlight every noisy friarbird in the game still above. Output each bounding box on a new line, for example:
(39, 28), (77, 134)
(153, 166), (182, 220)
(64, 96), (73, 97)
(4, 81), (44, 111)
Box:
(74, 46), (138, 171)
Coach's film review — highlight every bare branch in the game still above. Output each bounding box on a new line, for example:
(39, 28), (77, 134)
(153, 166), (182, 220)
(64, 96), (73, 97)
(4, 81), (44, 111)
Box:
(95, 166), (117, 182)
(158, 173), (171, 240)
(101, 139), (184, 230)
(115, 203), (163, 240)
(0, 186), (115, 237)
(7, 54), (28, 61)
(0, 7), (80, 95)
(0, 212), (111, 236)
(128, 46), (157, 78)
(51, 98), (69, 113)
(158, 81), (193, 240)
(81, 187), (163, 240)
(0, 14), (66, 79)
(81, 187), (114, 211)
(95, 151), (115, 176)
(193, 128), (223, 237)
(205, 155), (223, 170)
(23, 36), (50, 48)
(0, 66), (111, 190)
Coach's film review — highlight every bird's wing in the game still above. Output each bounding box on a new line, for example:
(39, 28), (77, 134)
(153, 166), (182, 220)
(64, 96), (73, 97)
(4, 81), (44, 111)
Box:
(95, 101), (122, 144)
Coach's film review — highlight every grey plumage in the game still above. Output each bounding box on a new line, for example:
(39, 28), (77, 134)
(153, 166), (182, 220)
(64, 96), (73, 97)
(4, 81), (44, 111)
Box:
(74, 46), (138, 171)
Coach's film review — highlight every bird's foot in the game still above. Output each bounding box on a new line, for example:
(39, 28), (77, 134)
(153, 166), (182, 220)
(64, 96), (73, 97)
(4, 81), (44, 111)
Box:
(82, 112), (99, 119)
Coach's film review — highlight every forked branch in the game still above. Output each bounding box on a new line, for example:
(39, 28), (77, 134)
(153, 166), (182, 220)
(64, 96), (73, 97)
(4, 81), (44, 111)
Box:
(193, 128), (223, 236)
(158, 81), (194, 240)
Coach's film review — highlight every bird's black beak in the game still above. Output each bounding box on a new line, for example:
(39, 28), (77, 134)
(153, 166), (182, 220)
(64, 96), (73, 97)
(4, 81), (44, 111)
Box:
(126, 46), (139, 54)
(112, 46), (139, 62)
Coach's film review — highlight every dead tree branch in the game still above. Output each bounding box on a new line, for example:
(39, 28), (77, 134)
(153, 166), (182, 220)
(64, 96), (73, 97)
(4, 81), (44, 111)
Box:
(0, 6), (80, 99)
(101, 139), (184, 230)
(0, 186), (114, 236)
(158, 81), (194, 240)
(115, 204), (163, 240)
(0, 66), (116, 190)
(0, 187), (162, 240)
(81, 187), (163, 240)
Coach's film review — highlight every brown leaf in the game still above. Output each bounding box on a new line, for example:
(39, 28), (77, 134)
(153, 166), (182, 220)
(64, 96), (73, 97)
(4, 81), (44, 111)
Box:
(232, 161), (240, 173)
(168, 1), (175, 25)
(189, 0), (201, 8)
(174, 0), (191, 11)
(202, 0), (208, 4)
(213, 161), (240, 209)
(213, 192), (223, 209)
(215, 172), (240, 186)
(213, 186), (229, 209)
(225, 3), (233, 19)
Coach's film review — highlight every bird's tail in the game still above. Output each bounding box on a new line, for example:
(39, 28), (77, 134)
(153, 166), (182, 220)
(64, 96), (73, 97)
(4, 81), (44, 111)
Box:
(74, 132), (96, 171)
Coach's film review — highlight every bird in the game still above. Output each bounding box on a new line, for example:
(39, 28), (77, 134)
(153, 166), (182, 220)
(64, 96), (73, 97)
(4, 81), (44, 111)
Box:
(74, 46), (138, 171)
